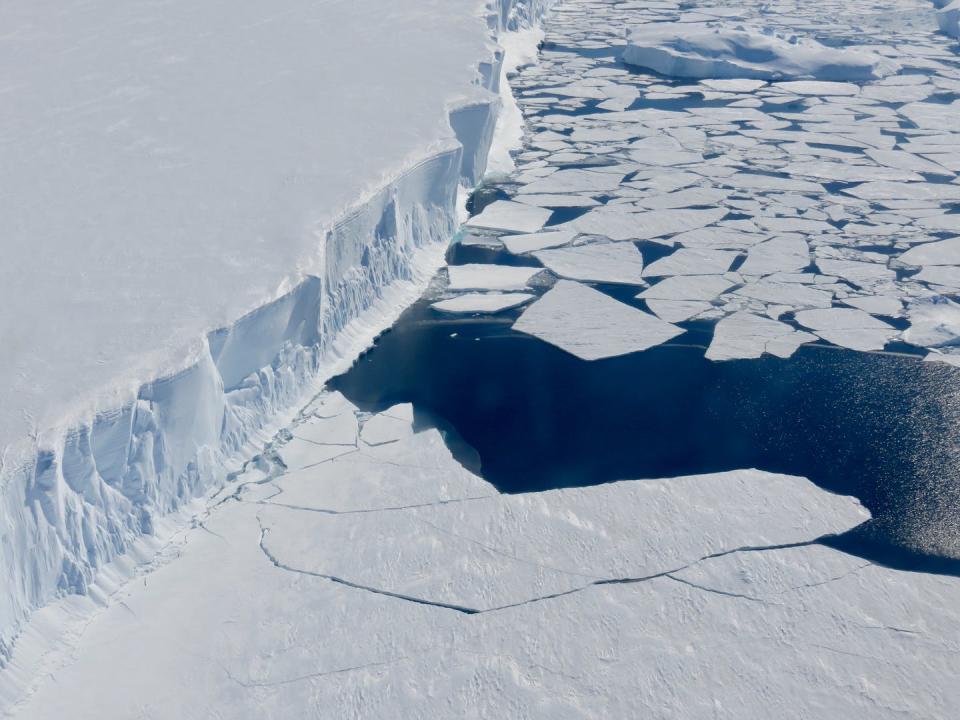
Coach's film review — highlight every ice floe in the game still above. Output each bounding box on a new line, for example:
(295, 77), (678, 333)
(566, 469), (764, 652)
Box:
(501, 230), (578, 254)
(447, 264), (544, 291)
(431, 293), (535, 314)
(513, 280), (684, 360)
(534, 242), (647, 285)
(643, 248), (740, 277)
(465, 200), (552, 234)
(623, 24), (899, 81)
(794, 307), (899, 351)
(706, 311), (817, 360)
(899, 236), (960, 266)
(903, 296), (960, 347)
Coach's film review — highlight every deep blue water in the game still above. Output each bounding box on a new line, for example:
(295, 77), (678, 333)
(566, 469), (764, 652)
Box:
(331, 296), (960, 573)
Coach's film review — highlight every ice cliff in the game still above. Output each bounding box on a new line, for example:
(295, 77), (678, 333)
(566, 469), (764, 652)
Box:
(0, 0), (550, 662)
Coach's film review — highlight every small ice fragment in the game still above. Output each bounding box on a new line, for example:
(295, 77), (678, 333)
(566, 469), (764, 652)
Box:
(501, 230), (577, 255)
(447, 264), (544, 291)
(465, 200), (552, 234)
(431, 293), (535, 314)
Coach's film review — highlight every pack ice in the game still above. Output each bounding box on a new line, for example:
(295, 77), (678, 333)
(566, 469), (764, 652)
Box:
(623, 23), (900, 80)
(0, 0), (550, 665)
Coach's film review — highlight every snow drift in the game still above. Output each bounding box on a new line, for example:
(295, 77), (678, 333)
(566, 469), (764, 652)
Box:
(0, 0), (551, 663)
(622, 23), (901, 80)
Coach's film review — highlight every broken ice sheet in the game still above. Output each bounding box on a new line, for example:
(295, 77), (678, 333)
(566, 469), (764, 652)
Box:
(643, 248), (739, 277)
(639, 274), (734, 301)
(360, 404), (414, 446)
(446, 264), (544, 291)
(465, 200), (552, 234)
(903, 297), (960, 348)
(706, 311), (817, 361)
(738, 235), (810, 275)
(899, 236), (960, 266)
(501, 230), (577, 255)
(431, 293), (534, 314)
(513, 280), (684, 360)
(563, 207), (728, 241)
(733, 280), (833, 309)
(794, 307), (898, 351)
(291, 412), (359, 447)
(645, 299), (712, 322)
(517, 168), (625, 195)
(534, 242), (646, 285)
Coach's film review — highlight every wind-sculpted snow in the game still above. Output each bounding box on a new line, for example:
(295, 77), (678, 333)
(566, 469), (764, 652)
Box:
(623, 23), (901, 80)
(6, 395), (960, 719)
(0, 0), (552, 664)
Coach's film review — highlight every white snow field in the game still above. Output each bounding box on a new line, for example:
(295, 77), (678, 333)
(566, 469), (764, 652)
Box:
(6, 394), (960, 719)
(0, 0), (551, 670)
(623, 23), (901, 80)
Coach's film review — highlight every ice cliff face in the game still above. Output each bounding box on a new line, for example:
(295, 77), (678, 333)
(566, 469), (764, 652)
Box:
(0, 0), (551, 664)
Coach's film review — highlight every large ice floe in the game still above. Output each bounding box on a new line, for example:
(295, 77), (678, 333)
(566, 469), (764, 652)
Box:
(0, 0), (552, 667)
(939, 0), (960, 39)
(6, 394), (960, 718)
(623, 23), (901, 80)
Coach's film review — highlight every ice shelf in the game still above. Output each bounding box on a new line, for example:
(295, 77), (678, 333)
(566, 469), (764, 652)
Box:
(0, 0), (552, 664)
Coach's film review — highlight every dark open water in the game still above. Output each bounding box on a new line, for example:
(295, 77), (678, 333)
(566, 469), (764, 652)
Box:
(331, 294), (960, 574)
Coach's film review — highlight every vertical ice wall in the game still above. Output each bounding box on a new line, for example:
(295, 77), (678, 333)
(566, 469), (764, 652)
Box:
(0, 0), (551, 665)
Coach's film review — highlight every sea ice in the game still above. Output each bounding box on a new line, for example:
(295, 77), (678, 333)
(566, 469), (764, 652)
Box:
(738, 235), (810, 275)
(622, 23), (898, 81)
(360, 405), (415, 446)
(431, 293), (535, 314)
(533, 242), (647, 285)
(564, 207), (728, 241)
(513, 280), (684, 360)
(447, 264), (544, 291)
(517, 168), (625, 194)
(639, 275), (734, 301)
(899, 236), (960, 266)
(643, 248), (740, 277)
(734, 280), (833, 309)
(706, 311), (817, 360)
(465, 200), (553, 234)
(903, 297), (960, 348)
(794, 307), (898, 351)
(501, 230), (578, 254)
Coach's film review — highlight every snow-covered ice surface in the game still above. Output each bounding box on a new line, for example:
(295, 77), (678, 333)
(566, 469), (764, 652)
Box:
(0, 0), (551, 671)
(7, 395), (960, 719)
